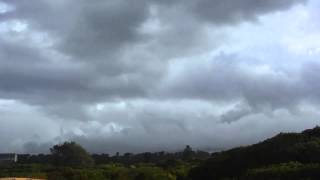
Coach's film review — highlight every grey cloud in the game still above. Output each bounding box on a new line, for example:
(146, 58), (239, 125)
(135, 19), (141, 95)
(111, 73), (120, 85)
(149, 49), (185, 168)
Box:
(220, 103), (253, 123)
(0, 38), (150, 105)
(0, 101), (60, 153)
(0, 42), (90, 105)
(21, 106), (320, 154)
(1, 0), (149, 58)
(153, 0), (307, 24)
(191, 0), (307, 24)
(58, 0), (149, 60)
(140, 0), (306, 59)
(0, 0), (316, 154)
(23, 142), (53, 154)
(1, 0), (306, 63)
(0, 0), (161, 105)
(159, 53), (317, 112)
(301, 61), (320, 100)
(0, 0), (153, 87)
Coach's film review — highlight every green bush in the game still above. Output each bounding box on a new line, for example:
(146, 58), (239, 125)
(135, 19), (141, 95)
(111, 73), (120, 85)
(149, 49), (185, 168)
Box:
(245, 162), (320, 180)
(47, 167), (105, 180)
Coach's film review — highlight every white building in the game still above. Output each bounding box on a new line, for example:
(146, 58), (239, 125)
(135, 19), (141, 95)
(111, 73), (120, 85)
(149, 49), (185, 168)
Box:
(0, 153), (18, 163)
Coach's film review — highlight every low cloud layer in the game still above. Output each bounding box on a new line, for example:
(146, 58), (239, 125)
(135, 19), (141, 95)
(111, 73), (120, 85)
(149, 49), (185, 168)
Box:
(0, 0), (319, 153)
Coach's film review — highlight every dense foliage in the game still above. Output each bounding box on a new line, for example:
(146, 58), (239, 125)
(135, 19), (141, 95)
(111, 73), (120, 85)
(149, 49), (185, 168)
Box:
(245, 162), (320, 180)
(0, 162), (193, 180)
(0, 164), (48, 179)
(189, 126), (320, 179)
(50, 142), (94, 167)
(3, 127), (320, 179)
(1, 144), (203, 180)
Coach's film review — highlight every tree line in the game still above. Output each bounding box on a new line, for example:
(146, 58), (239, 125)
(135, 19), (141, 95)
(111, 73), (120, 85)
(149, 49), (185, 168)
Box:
(17, 143), (210, 166)
(3, 126), (320, 179)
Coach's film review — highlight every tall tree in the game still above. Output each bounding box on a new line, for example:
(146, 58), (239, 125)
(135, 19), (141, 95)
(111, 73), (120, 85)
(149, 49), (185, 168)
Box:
(182, 145), (195, 161)
(50, 141), (94, 167)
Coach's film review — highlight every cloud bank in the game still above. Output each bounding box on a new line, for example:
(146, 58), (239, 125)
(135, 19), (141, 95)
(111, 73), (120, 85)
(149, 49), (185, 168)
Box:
(0, 0), (319, 153)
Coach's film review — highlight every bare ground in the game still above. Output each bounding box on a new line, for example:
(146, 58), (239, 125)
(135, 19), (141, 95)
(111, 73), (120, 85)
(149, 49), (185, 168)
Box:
(0, 178), (45, 180)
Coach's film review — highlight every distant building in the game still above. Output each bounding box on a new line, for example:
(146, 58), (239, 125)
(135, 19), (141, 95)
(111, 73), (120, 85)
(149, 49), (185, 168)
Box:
(0, 153), (18, 164)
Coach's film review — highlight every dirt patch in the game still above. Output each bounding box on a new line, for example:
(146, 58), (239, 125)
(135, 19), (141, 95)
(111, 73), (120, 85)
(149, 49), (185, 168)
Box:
(0, 178), (45, 180)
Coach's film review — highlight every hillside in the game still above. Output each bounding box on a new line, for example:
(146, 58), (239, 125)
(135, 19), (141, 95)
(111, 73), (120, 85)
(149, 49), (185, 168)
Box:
(189, 126), (320, 180)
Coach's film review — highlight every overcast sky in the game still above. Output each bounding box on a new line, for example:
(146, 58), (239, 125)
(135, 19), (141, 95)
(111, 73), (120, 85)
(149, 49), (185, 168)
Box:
(0, 0), (320, 154)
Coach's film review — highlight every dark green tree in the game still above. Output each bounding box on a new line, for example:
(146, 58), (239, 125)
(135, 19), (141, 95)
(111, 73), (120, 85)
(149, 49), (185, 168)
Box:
(182, 145), (195, 161)
(50, 141), (94, 167)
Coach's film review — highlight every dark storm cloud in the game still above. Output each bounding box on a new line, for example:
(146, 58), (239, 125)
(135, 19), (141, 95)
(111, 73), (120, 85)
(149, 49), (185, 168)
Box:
(0, 0), (307, 105)
(1, 0), (307, 62)
(0, 0), (313, 153)
(0, 0), (163, 105)
(59, 1), (149, 59)
(2, 0), (149, 54)
(153, 0), (307, 24)
(191, 0), (308, 24)
(0, 43), (85, 105)
(0, 38), (149, 104)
